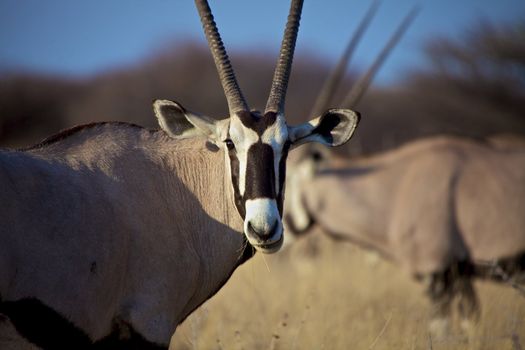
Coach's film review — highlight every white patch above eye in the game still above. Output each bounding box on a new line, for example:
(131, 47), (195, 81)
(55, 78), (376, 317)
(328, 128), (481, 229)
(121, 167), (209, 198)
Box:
(226, 120), (242, 144)
(261, 117), (288, 146)
(229, 118), (259, 145)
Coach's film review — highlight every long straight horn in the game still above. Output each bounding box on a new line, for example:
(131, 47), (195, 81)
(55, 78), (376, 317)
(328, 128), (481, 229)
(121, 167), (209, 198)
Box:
(265, 0), (304, 115)
(310, 0), (381, 117)
(195, 0), (249, 114)
(342, 5), (420, 108)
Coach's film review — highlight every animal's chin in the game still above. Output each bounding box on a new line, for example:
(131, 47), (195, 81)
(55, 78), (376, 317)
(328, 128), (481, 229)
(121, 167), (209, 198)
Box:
(249, 234), (284, 254)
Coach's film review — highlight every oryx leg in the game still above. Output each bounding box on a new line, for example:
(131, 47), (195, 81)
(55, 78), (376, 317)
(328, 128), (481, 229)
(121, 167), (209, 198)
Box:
(424, 270), (454, 339)
(456, 275), (480, 335)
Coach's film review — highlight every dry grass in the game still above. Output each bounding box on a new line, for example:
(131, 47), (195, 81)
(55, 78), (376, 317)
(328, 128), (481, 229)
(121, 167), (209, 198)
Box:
(171, 234), (525, 350)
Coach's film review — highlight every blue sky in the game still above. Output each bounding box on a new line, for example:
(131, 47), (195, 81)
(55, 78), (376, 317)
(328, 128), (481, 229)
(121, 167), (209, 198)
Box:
(0, 0), (523, 85)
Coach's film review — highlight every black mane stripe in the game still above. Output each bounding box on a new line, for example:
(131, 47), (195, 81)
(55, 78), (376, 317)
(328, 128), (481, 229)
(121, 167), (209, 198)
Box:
(20, 122), (148, 151)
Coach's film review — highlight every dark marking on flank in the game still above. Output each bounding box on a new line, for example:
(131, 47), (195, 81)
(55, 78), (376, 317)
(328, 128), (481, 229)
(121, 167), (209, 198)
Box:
(474, 251), (525, 280)
(90, 261), (97, 274)
(0, 298), (93, 349)
(0, 298), (167, 349)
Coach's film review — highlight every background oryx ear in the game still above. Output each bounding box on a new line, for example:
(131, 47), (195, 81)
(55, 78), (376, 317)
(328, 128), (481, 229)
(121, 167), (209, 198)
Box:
(288, 109), (360, 148)
(153, 99), (219, 140)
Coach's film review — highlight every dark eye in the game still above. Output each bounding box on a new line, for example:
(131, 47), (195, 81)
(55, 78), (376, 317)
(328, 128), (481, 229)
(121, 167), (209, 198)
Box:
(225, 139), (235, 151)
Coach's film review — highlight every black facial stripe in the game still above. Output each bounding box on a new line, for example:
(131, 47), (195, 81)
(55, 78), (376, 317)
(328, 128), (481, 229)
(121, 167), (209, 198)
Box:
(228, 111), (282, 217)
(276, 141), (291, 215)
(228, 149), (245, 219)
(245, 142), (276, 200)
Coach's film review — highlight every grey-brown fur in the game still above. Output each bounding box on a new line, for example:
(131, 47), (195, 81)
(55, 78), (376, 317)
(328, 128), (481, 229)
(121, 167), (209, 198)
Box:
(1, 123), (247, 347)
(285, 135), (525, 335)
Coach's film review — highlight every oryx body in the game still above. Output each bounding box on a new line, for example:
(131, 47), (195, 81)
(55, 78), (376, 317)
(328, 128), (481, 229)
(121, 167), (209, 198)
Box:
(0, 124), (247, 347)
(285, 135), (525, 334)
(0, 0), (360, 348)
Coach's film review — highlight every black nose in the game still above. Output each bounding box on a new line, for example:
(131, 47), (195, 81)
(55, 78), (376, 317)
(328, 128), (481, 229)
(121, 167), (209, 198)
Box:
(247, 221), (278, 240)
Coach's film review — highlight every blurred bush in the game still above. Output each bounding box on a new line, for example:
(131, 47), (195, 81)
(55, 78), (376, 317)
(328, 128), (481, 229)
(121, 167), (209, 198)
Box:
(0, 73), (82, 147)
(0, 42), (330, 148)
(349, 20), (525, 155)
(1, 20), (524, 152)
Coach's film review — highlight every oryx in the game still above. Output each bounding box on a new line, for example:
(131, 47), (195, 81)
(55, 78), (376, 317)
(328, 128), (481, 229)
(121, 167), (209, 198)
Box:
(285, 3), (524, 336)
(285, 136), (525, 336)
(0, 0), (360, 348)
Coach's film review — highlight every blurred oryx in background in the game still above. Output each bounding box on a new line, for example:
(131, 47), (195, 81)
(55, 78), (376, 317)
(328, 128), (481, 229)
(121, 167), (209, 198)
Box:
(284, 0), (525, 337)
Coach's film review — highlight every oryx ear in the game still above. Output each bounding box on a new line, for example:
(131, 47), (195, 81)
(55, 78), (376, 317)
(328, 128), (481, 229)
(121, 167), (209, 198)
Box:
(153, 99), (219, 140)
(288, 109), (360, 148)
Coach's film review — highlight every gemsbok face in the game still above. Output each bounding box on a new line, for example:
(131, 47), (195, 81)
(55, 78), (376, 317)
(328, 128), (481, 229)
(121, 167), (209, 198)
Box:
(154, 0), (360, 253)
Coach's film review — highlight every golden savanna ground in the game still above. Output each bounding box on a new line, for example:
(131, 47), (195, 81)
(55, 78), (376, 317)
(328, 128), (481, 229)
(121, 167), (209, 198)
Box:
(171, 234), (525, 350)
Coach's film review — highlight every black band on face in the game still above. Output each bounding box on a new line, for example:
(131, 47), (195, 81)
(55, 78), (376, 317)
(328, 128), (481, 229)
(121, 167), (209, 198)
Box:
(277, 141), (291, 215)
(245, 142), (276, 200)
(227, 149), (245, 218)
(227, 110), (288, 220)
